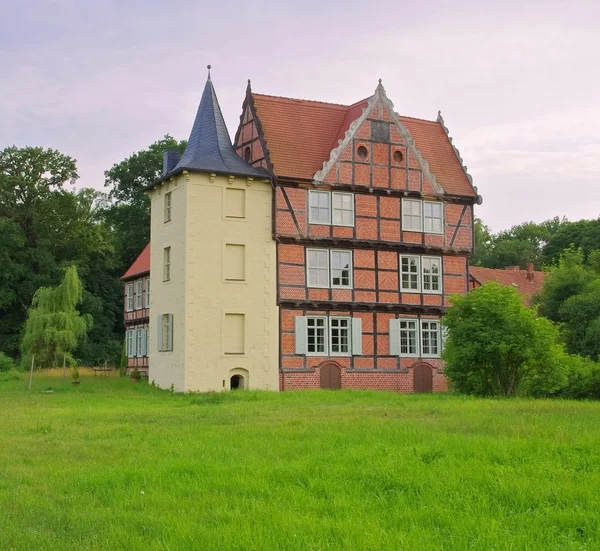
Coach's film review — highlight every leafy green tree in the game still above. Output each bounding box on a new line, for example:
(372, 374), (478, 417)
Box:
(536, 249), (594, 323)
(442, 283), (567, 397)
(542, 218), (600, 266)
(21, 266), (92, 369)
(103, 135), (186, 268)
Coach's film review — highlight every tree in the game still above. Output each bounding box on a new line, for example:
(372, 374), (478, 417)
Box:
(442, 283), (567, 397)
(542, 218), (600, 266)
(103, 135), (186, 268)
(21, 266), (92, 369)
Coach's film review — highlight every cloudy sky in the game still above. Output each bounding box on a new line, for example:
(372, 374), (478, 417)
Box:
(2, 0), (599, 231)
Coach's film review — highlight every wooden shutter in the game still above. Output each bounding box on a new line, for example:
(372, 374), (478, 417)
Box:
(167, 314), (173, 351)
(294, 316), (307, 355)
(157, 316), (163, 352)
(389, 319), (400, 356)
(351, 318), (362, 356)
(132, 329), (138, 357)
(125, 331), (131, 357)
(141, 328), (147, 357)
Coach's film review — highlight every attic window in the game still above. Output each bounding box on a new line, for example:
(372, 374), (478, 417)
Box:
(393, 150), (404, 164)
(357, 146), (368, 160)
(243, 146), (251, 162)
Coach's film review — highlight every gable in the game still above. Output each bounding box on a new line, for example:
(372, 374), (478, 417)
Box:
(233, 92), (272, 172)
(240, 85), (476, 198)
(314, 89), (443, 196)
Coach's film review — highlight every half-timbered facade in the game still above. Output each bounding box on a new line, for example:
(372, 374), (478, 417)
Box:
(126, 73), (479, 392)
(233, 80), (479, 392)
(121, 243), (150, 375)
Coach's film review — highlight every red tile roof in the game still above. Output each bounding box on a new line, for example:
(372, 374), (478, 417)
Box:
(252, 93), (475, 197)
(469, 266), (546, 305)
(121, 243), (150, 280)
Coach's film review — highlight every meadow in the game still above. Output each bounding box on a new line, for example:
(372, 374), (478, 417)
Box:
(0, 370), (599, 550)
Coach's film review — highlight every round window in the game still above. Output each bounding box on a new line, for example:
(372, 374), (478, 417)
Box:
(357, 145), (368, 160)
(393, 150), (404, 164)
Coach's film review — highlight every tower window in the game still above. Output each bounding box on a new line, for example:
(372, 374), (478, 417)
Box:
(244, 146), (251, 162)
(393, 150), (404, 164)
(357, 145), (368, 160)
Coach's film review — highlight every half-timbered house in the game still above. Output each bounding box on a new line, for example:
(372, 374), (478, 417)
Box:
(126, 71), (480, 392)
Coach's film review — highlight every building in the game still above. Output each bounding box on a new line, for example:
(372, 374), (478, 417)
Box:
(125, 69), (481, 392)
(469, 264), (545, 305)
(121, 243), (150, 375)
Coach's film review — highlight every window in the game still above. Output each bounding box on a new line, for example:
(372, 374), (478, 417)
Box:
(308, 191), (330, 224)
(422, 257), (442, 293)
(164, 192), (172, 223)
(330, 317), (351, 355)
(125, 283), (134, 312)
(224, 313), (245, 355)
(136, 327), (144, 357)
(357, 145), (368, 160)
(224, 244), (246, 281)
(399, 319), (419, 356)
(307, 249), (329, 288)
(158, 314), (173, 352)
(135, 280), (143, 310)
(225, 188), (246, 218)
(421, 320), (440, 357)
(424, 201), (443, 234)
(163, 247), (171, 282)
(307, 317), (327, 355)
(402, 199), (422, 231)
(400, 255), (420, 292)
(144, 278), (150, 308)
(332, 192), (354, 226)
(297, 316), (362, 356)
(330, 250), (352, 288)
(126, 329), (135, 358)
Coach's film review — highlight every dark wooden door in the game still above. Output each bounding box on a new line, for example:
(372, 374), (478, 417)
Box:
(320, 363), (341, 390)
(413, 363), (433, 393)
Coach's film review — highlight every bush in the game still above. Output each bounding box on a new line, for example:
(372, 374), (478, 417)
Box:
(119, 341), (127, 376)
(0, 352), (15, 373)
(72, 368), (80, 381)
(130, 368), (141, 381)
(555, 354), (600, 400)
(443, 283), (568, 397)
(0, 368), (21, 382)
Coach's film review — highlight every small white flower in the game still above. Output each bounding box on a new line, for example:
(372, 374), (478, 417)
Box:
(140, 491), (145, 495)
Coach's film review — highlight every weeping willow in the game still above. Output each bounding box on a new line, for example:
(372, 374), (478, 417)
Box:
(21, 266), (93, 369)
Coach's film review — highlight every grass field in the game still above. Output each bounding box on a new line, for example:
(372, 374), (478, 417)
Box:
(0, 371), (599, 550)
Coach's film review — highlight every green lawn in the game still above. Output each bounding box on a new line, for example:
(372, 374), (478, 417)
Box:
(1, 372), (599, 550)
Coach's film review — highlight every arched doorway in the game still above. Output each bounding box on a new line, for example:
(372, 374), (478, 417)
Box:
(320, 362), (341, 390)
(413, 363), (433, 393)
(230, 374), (245, 390)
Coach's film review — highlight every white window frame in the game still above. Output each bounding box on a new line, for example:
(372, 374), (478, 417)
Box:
(423, 201), (443, 234)
(126, 329), (134, 358)
(421, 256), (442, 294)
(330, 250), (353, 289)
(164, 192), (172, 223)
(402, 198), (423, 232)
(399, 318), (420, 357)
(421, 320), (441, 358)
(125, 283), (134, 312)
(329, 316), (352, 356)
(135, 280), (143, 310)
(306, 249), (330, 288)
(332, 192), (355, 227)
(308, 190), (331, 225)
(400, 255), (421, 292)
(306, 316), (328, 356)
(136, 327), (144, 357)
(163, 247), (171, 282)
(144, 277), (150, 308)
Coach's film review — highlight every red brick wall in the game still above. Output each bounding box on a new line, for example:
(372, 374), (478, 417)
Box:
(278, 243), (468, 305)
(280, 307), (446, 392)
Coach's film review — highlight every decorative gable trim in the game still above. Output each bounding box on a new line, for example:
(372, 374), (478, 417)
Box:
(436, 111), (475, 190)
(234, 80), (275, 175)
(313, 80), (445, 196)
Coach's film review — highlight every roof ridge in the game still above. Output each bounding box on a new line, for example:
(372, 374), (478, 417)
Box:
(252, 92), (350, 109)
(397, 114), (438, 124)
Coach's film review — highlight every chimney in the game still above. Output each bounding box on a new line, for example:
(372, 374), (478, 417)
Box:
(526, 263), (534, 281)
(163, 150), (181, 176)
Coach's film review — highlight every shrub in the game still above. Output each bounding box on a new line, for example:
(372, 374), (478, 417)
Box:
(0, 352), (15, 373)
(0, 368), (21, 382)
(130, 368), (141, 381)
(72, 368), (80, 381)
(119, 341), (127, 376)
(443, 283), (568, 397)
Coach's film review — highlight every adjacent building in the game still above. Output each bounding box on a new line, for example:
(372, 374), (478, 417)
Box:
(123, 70), (482, 392)
(469, 264), (545, 306)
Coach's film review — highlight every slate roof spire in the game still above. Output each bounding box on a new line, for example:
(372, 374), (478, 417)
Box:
(172, 68), (266, 178)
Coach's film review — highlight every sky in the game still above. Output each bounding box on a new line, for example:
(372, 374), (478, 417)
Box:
(1, 0), (599, 231)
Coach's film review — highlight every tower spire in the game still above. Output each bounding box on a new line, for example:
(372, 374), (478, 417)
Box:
(207, 64), (211, 80)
